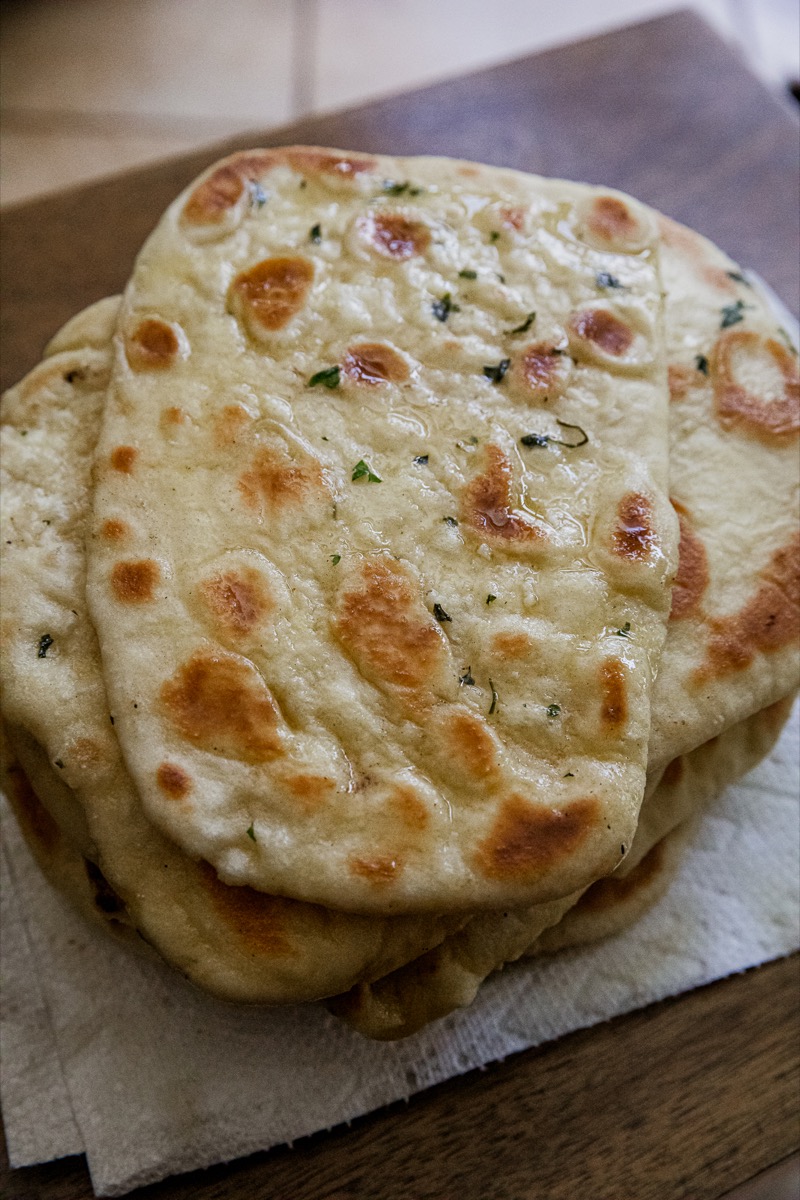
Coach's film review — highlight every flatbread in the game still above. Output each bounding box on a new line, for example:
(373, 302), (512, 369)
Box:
(0, 316), (466, 1004)
(85, 147), (677, 914)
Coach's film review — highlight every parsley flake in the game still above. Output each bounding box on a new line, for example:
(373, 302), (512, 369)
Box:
(458, 269), (477, 280)
(489, 230), (500, 243)
(432, 292), (460, 322)
(246, 823), (256, 842)
(352, 459), (382, 483)
(330, 553), (341, 565)
(413, 454), (429, 466)
(55, 759), (65, 769)
(308, 365), (340, 389)
(483, 358), (510, 384)
(726, 270), (751, 286)
(37, 634), (54, 658)
(382, 180), (410, 195)
(443, 516), (459, 527)
(614, 622), (632, 638)
(309, 223), (322, 243)
(433, 603), (452, 623)
(596, 271), (623, 289)
(520, 420), (589, 449)
(695, 355), (710, 375)
(488, 680), (498, 715)
(507, 312), (536, 335)
(564, 772), (575, 778)
(486, 594), (497, 604)
(546, 704), (561, 719)
(720, 300), (747, 329)
(460, 667), (475, 686)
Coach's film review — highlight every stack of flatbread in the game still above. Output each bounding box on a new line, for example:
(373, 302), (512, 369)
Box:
(2, 148), (797, 1040)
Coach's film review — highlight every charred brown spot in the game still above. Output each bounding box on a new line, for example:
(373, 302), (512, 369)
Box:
(574, 837), (666, 913)
(599, 658), (627, 733)
(181, 151), (276, 225)
(199, 567), (273, 638)
(156, 762), (192, 800)
(238, 445), (326, 512)
(100, 518), (130, 542)
(348, 854), (403, 884)
(160, 406), (188, 433)
(519, 342), (570, 398)
(571, 308), (634, 357)
(462, 444), (545, 544)
(667, 363), (698, 404)
(125, 318), (180, 371)
(5, 760), (59, 854)
(110, 445), (137, 473)
(389, 784), (430, 831)
(366, 212), (431, 260)
(282, 773), (337, 809)
(500, 205), (526, 230)
(69, 737), (104, 770)
(160, 650), (284, 762)
(230, 256), (314, 333)
(712, 330), (800, 442)
(491, 631), (531, 659)
(110, 559), (159, 604)
(612, 492), (655, 561)
(670, 506), (709, 620)
(199, 862), (295, 956)
(334, 558), (449, 691)
(585, 195), (643, 248)
(213, 404), (253, 447)
(342, 342), (409, 384)
(284, 147), (376, 177)
(696, 534), (800, 681)
(474, 794), (600, 881)
(442, 710), (499, 781)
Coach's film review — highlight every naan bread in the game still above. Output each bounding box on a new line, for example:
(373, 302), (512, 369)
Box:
(85, 147), (676, 914)
(0, 316), (466, 1004)
(326, 225), (800, 1035)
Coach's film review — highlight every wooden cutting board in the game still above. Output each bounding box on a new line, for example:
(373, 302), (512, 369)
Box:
(2, 10), (798, 1198)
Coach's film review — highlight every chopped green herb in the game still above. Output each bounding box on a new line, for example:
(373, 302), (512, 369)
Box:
(726, 270), (751, 286)
(37, 634), (53, 658)
(382, 180), (410, 195)
(299, 179), (307, 189)
(432, 292), (460, 322)
(720, 300), (747, 329)
(496, 273), (506, 283)
(443, 516), (459, 527)
(247, 180), (268, 208)
(546, 703), (561, 719)
(330, 554), (341, 565)
(564, 772), (574, 778)
(486, 594), (497, 604)
(458, 268), (477, 280)
(489, 230), (500, 242)
(614, 622), (632, 638)
(596, 271), (623, 289)
(109, 715), (115, 725)
(460, 667), (475, 686)
(778, 327), (799, 354)
(695, 354), (710, 375)
(520, 419), (589, 449)
(246, 823), (256, 842)
(507, 312), (536, 335)
(413, 454), (429, 466)
(54, 759), (65, 769)
(308, 365), (340, 388)
(433, 603), (452, 623)
(352, 459), (382, 483)
(309, 223), (322, 243)
(488, 680), (498, 715)
(468, 435), (479, 444)
(483, 358), (510, 384)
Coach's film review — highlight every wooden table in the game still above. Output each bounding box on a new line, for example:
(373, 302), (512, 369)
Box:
(2, 10), (798, 1198)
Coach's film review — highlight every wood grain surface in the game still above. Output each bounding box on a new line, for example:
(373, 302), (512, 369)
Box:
(1, 10), (799, 1199)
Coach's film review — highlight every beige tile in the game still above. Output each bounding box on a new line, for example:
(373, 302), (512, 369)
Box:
(0, 122), (231, 208)
(0, 0), (295, 125)
(311, 0), (736, 113)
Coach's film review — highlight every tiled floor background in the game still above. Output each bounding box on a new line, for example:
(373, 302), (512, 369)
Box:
(1, 4), (799, 1197)
(1, 0), (798, 207)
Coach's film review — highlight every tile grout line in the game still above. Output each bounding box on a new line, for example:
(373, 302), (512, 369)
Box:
(291, 0), (318, 120)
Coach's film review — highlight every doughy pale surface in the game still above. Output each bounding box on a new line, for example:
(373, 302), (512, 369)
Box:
(86, 147), (676, 913)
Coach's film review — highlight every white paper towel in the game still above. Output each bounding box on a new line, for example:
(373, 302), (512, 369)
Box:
(1, 701), (798, 1197)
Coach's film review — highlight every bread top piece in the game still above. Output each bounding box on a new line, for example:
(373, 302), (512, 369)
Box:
(86, 147), (677, 914)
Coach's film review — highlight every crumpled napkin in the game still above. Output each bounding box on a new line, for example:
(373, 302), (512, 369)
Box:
(2, 701), (797, 1197)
